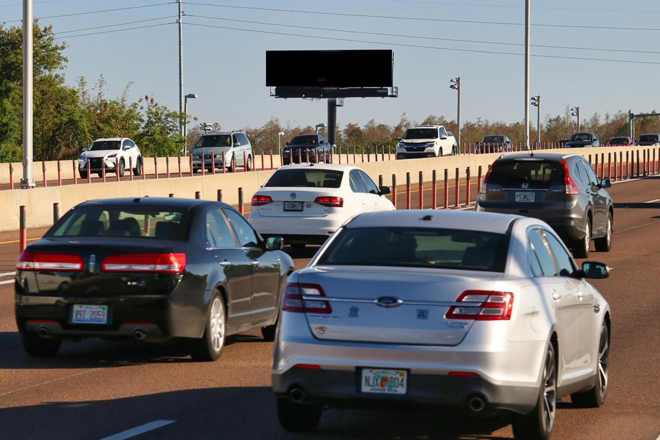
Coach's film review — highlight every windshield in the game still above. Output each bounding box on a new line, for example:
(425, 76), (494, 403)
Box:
(403, 128), (437, 140)
(265, 169), (343, 188)
(488, 160), (564, 185)
(196, 135), (232, 148)
(481, 136), (504, 143)
(290, 135), (318, 145)
(570, 133), (592, 142)
(49, 206), (189, 240)
(610, 137), (628, 144)
(317, 227), (509, 272)
(89, 141), (120, 151)
(638, 134), (659, 143)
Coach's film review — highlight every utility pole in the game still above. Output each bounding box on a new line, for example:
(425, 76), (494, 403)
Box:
(450, 77), (461, 149)
(524, 0), (530, 150)
(531, 95), (540, 149)
(571, 107), (580, 132)
(21, 0), (35, 188)
(178, 0), (184, 138)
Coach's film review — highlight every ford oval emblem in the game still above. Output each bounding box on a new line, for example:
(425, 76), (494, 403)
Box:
(375, 296), (403, 308)
(290, 192), (297, 200)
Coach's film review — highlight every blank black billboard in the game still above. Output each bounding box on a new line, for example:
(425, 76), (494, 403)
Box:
(266, 50), (393, 88)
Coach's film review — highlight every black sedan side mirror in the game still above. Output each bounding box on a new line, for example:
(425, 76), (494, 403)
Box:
(379, 186), (391, 195)
(265, 236), (284, 251)
(599, 179), (611, 189)
(573, 261), (610, 279)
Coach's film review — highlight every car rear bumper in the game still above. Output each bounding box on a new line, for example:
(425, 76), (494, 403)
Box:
(249, 214), (345, 242)
(15, 293), (195, 342)
(192, 157), (225, 169)
(396, 151), (436, 159)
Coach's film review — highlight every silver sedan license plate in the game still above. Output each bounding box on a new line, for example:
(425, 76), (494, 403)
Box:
(283, 201), (303, 211)
(515, 191), (535, 202)
(361, 368), (407, 394)
(71, 305), (108, 324)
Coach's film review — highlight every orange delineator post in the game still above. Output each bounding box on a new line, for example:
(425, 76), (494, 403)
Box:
(465, 167), (471, 207)
(443, 169), (449, 210)
(238, 187), (244, 215)
(431, 170), (437, 209)
(405, 172), (411, 210)
(418, 171), (424, 210)
(454, 168), (460, 208)
(391, 174), (397, 209)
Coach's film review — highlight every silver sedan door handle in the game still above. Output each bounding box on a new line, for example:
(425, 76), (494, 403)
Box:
(251, 260), (260, 267)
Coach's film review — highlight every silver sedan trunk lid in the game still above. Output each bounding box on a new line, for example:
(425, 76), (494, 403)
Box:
(298, 266), (500, 346)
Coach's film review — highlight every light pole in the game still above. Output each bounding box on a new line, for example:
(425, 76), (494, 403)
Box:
(531, 95), (540, 150)
(183, 93), (197, 154)
(571, 107), (580, 132)
(449, 77), (461, 149)
(278, 131), (285, 158)
(315, 123), (326, 135)
(524, 0), (531, 150)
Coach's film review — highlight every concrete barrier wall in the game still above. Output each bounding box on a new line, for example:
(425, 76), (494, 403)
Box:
(1, 146), (657, 232)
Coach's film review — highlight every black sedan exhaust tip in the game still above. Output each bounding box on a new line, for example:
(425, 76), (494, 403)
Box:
(288, 387), (306, 403)
(467, 395), (487, 413)
(133, 330), (147, 341)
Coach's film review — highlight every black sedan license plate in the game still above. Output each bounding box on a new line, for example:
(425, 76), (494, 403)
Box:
(284, 201), (303, 211)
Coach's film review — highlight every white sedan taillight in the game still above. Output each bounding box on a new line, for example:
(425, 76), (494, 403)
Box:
(16, 251), (84, 272)
(446, 290), (514, 321)
(314, 197), (343, 208)
(101, 253), (186, 274)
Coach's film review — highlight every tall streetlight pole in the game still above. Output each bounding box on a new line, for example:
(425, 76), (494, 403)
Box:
(524, 0), (531, 150)
(278, 131), (284, 158)
(449, 77), (461, 149)
(531, 95), (540, 150)
(21, 0), (35, 188)
(183, 93), (197, 154)
(315, 123), (326, 135)
(571, 107), (580, 132)
(178, 0), (184, 138)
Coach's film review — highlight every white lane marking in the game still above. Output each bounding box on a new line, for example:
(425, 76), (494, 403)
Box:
(0, 271), (14, 277)
(0, 279), (13, 285)
(644, 198), (660, 203)
(100, 420), (175, 440)
(613, 221), (660, 234)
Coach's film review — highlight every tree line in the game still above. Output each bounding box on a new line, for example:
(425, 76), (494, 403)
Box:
(2, 23), (659, 162)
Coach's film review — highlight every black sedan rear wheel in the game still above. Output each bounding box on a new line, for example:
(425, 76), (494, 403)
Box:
(22, 332), (61, 358)
(190, 294), (226, 362)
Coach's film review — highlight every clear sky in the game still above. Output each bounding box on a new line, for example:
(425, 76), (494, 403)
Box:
(1, 0), (659, 132)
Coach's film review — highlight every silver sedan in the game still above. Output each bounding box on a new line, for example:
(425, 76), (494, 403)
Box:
(272, 210), (611, 440)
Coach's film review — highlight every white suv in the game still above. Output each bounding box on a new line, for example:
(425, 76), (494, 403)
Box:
(78, 138), (143, 178)
(396, 125), (457, 158)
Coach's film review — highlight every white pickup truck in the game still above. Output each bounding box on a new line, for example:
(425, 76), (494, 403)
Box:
(396, 125), (458, 158)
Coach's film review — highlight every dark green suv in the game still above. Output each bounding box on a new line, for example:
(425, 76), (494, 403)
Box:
(476, 153), (613, 258)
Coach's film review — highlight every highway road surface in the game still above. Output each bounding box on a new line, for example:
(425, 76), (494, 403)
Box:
(0, 177), (659, 439)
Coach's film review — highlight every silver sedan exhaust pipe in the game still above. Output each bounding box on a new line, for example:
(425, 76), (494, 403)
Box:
(133, 330), (147, 341)
(288, 387), (306, 403)
(467, 395), (487, 413)
(37, 327), (50, 338)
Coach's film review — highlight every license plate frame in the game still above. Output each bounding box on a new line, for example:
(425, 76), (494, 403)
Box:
(283, 201), (304, 212)
(360, 368), (408, 395)
(71, 305), (109, 325)
(515, 191), (535, 202)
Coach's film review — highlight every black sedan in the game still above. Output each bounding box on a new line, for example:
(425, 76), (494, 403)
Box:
(564, 132), (600, 148)
(14, 197), (294, 361)
(282, 134), (333, 165)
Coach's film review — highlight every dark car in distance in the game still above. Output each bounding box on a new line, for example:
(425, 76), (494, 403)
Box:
(282, 134), (333, 165)
(15, 197), (294, 361)
(476, 153), (613, 258)
(564, 133), (600, 148)
(607, 136), (633, 146)
(635, 133), (660, 146)
(477, 135), (513, 153)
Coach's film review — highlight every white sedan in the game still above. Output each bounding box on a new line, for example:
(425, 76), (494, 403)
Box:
(272, 210), (611, 440)
(249, 164), (395, 247)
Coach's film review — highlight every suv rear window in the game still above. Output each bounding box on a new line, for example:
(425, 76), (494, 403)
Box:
(489, 160), (564, 185)
(318, 227), (509, 272)
(638, 134), (659, 143)
(48, 206), (189, 240)
(265, 169), (343, 188)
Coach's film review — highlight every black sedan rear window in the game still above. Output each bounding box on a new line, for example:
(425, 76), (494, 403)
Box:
(638, 134), (659, 143)
(489, 160), (564, 185)
(265, 169), (343, 188)
(318, 227), (509, 272)
(48, 206), (189, 240)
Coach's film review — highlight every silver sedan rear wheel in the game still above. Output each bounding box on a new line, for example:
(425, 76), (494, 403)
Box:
(571, 322), (609, 407)
(512, 343), (557, 440)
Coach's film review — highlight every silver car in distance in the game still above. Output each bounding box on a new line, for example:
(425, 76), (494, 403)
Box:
(272, 210), (611, 440)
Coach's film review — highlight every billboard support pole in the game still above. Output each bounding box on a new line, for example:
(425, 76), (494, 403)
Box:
(328, 98), (337, 147)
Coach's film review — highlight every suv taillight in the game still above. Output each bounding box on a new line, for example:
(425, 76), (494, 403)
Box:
(282, 283), (333, 314)
(101, 253), (186, 274)
(16, 251), (83, 272)
(314, 197), (343, 207)
(479, 162), (496, 194)
(446, 290), (514, 321)
(251, 195), (273, 206)
(560, 159), (579, 195)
